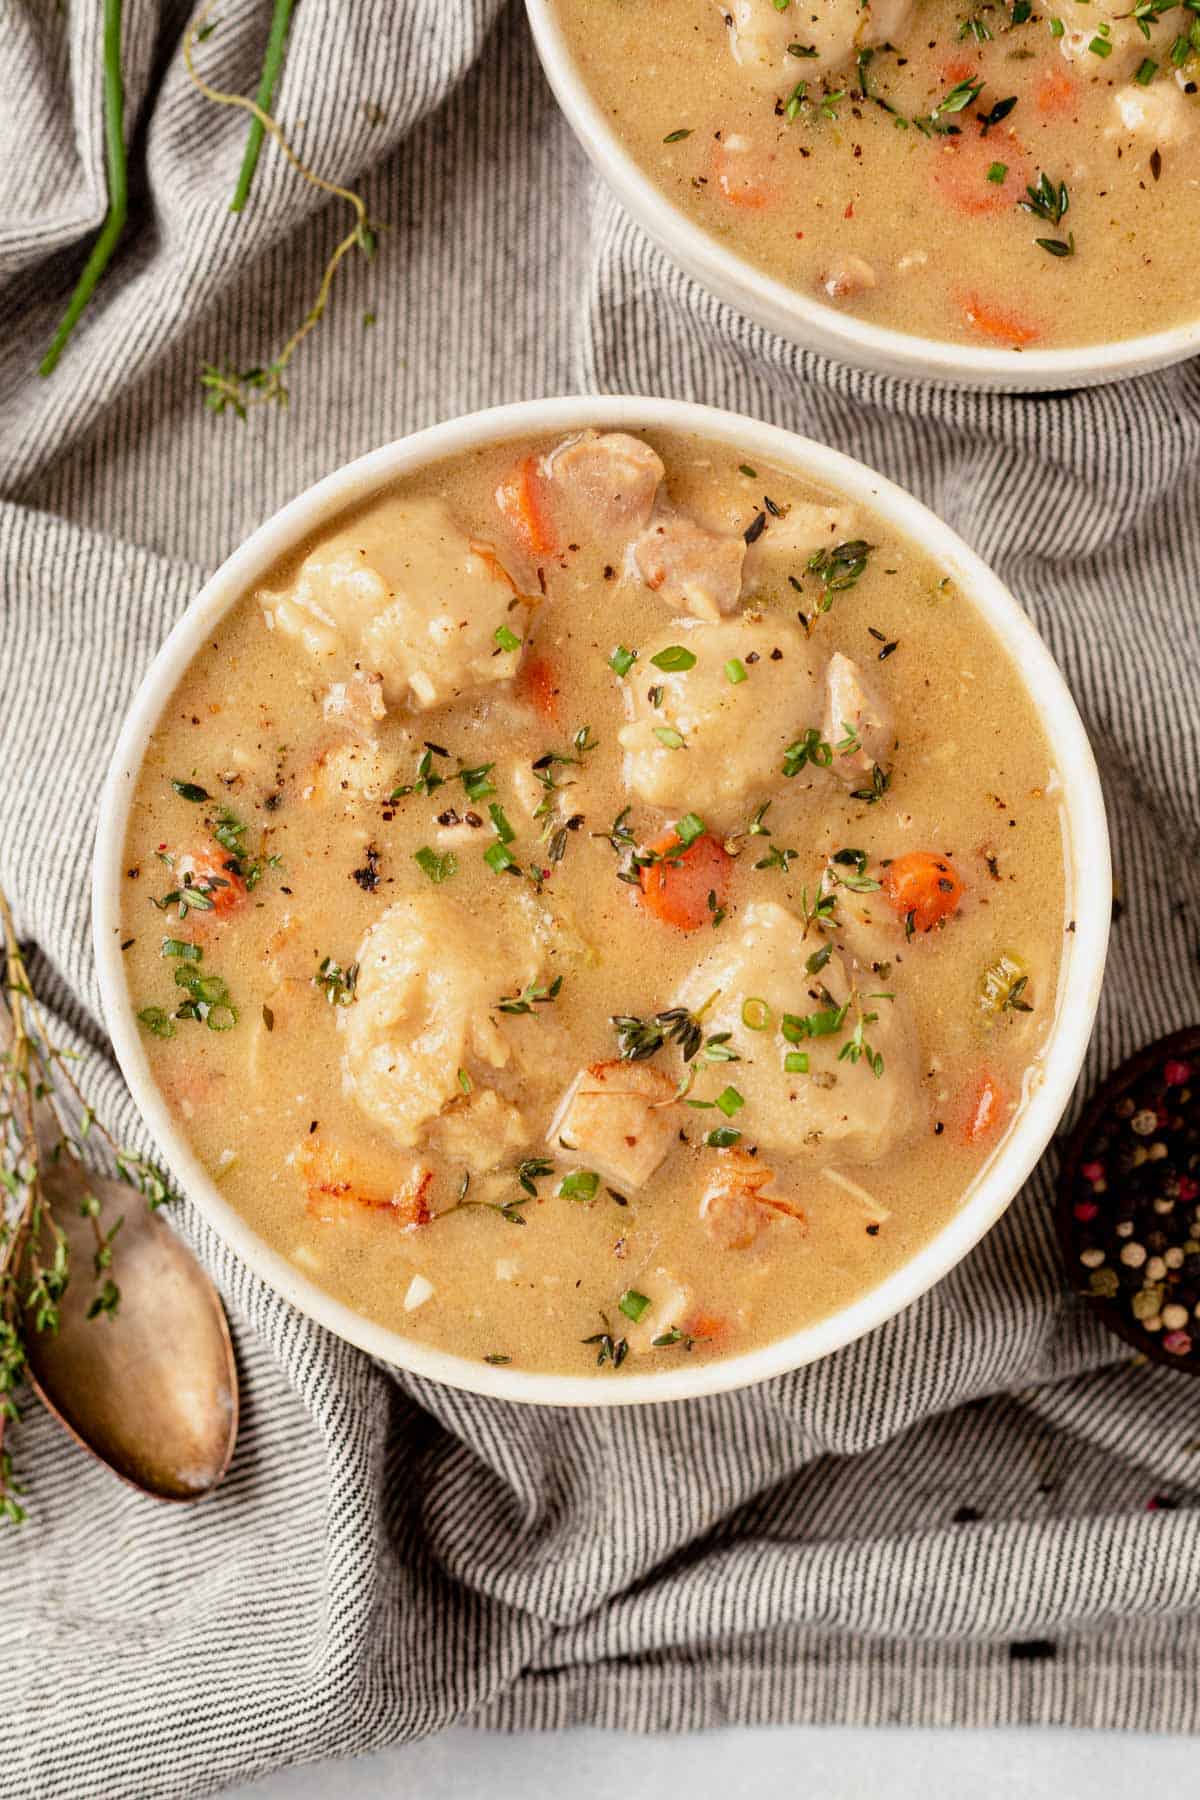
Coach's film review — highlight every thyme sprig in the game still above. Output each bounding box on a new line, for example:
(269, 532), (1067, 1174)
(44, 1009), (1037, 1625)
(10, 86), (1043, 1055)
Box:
(1, 887), (175, 1524)
(184, 1), (381, 417)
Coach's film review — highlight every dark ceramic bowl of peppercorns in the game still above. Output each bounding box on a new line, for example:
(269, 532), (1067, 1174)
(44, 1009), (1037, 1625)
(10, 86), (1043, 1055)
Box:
(1058, 1028), (1200, 1372)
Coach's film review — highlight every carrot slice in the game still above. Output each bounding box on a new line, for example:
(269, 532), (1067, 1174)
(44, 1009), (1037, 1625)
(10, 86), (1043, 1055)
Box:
(495, 455), (557, 558)
(1035, 70), (1079, 116)
(932, 131), (1028, 218)
(881, 851), (965, 933)
(517, 654), (559, 721)
(956, 290), (1044, 348)
(712, 138), (773, 210)
(964, 1070), (1006, 1144)
(638, 830), (732, 932)
(684, 1309), (729, 1345)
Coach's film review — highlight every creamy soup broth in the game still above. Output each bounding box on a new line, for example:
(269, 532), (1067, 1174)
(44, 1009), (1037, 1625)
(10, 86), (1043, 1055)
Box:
(551, 0), (1200, 350)
(118, 427), (1068, 1377)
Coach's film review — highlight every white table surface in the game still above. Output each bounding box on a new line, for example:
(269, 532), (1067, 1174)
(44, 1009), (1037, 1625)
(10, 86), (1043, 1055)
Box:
(224, 1725), (1196, 1797)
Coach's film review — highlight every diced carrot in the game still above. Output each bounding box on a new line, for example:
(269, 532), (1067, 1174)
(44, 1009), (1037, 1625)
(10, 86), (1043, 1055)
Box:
(187, 843), (247, 918)
(468, 539), (521, 595)
(516, 654), (559, 721)
(932, 131), (1029, 217)
(495, 456), (557, 559)
(941, 56), (979, 85)
(963, 1070), (1006, 1144)
(638, 830), (732, 932)
(298, 1136), (434, 1229)
(956, 290), (1045, 348)
(1035, 69), (1079, 116)
(882, 851), (965, 933)
(684, 1309), (729, 1344)
(712, 138), (773, 210)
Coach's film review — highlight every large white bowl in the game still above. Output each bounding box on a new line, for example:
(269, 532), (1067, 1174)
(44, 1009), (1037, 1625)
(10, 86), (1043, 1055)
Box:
(93, 396), (1110, 1406)
(526, 0), (1200, 391)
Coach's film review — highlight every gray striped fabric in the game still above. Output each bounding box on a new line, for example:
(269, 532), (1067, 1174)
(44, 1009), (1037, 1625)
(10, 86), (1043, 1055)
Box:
(1, 4), (1198, 1795)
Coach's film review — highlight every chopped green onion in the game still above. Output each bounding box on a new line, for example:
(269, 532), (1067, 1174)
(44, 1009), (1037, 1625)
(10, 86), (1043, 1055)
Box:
(558, 1169), (599, 1202)
(488, 802), (516, 844)
(1134, 56), (1157, 82)
(484, 842), (518, 874)
(610, 645), (637, 677)
(715, 1086), (744, 1118)
(650, 645), (697, 673)
(724, 658), (748, 685)
(741, 998), (772, 1031)
(676, 812), (706, 847)
(414, 846), (457, 883)
(784, 1051), (810, 1074)
(160, 938), (201, 961)
(205, 1003), (238, 1033)
(653, 726), (686, 750)
(494, 624), (522, 653)
(1088, 34), (1112, 54)
(986, 161), (1008, 183)
(457, 1067), (473, 1095)
(1049, 14), (1065, 32)
(137, 1007), (175, 1040)
(459, 763), (496, 801)
(618, 1289), (651, 1322)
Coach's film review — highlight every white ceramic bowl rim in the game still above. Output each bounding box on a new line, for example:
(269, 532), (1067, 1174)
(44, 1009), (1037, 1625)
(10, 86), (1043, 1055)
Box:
(93, 396), (1110, 1407)
(525, 0), (1200, 388)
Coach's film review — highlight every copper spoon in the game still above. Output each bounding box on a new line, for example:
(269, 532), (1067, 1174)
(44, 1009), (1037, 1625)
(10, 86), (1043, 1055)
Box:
(3, 1007), (239, 1502)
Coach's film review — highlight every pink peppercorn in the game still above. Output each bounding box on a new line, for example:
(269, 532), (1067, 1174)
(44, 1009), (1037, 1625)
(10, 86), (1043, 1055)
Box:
(1179, 1178), (1199, 1203)
(1080, 1161), (1104, 1183)
(1073, 1201), (1099, 1223)
(1164, 1060), (1192, 1087)
(1163, 1330), (1192, 1357)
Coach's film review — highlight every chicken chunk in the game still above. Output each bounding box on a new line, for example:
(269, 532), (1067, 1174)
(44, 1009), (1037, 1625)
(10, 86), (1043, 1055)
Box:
(742, 500), (861, 594)
(722, 0), (915, 86)
(822, 651), (895, 785)
(547, 1059), (678, 1193)
(339, 894), (534, 1149)
(623, 1268), (696, 1355)
(632, 513), (746, 621)
(674, 900), (923, 1162)
(699, 1150), (806, 1250)
(296, 1135), (434, 1229)
(1055, 0), (1151, 65)
(261, 496), (528, 714)
(818, 254), (878, 302)
(542, 430), (665, 535)
(618, 618), (820, 827)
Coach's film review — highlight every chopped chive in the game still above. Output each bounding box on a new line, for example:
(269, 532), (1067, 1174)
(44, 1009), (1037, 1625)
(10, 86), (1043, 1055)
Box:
(1088, 34), (1113, 54)
(653, 726), (686, 750)
(724, 658), (748, 685)
(784, 1051), (810, 1074)
(494, 624), (522, 653)
(1049, 15), (1065, 32)
(676, 812), (706, 847)
(715, 1086), (744, 1118)
(618, 1289), (651, 1322)
(650, 645), (697, 672)
(986, 161), (1008, 183)
(1134, 56), (1157, 82)
(610, 645), (637, 677)
(459, 764), (496, 801)
(741, 997), (772, 1031)
(160, 938), (202, 961)
(558, 1169), (599, 1201)
(414, 846), (457, 883)
(488, 801), (516, 844)
(484, 842), (518, 874)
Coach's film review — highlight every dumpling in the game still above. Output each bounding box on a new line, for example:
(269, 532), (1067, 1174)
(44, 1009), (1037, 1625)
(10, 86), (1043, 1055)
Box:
(722, 0), (915, 87)
(262, 496), (529, 713)
(674, 899), (923, 1163)
(618, 618), (821, 827)
(821, 651), (895, 787)
(339, 894), (535, 1149)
